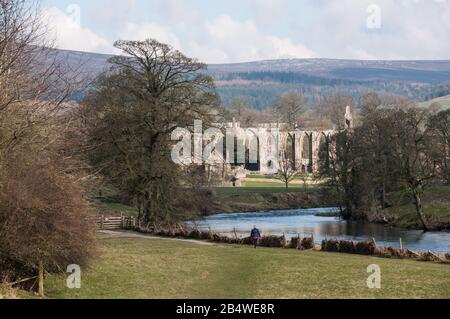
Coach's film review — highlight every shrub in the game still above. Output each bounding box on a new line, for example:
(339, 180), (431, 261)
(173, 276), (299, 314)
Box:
(289, 237), (301, 249)
(321, 240), (339, 252)
(338, 240), (356, 254)
(188, 230), (201, 239)
(0, 156), (96, 291)
(199, 231), (213, 240)
(419, 251), (443, 262)
(260, 236), (285, 248)
(355, 241), (376, 255)
(300, 237), (315, 250)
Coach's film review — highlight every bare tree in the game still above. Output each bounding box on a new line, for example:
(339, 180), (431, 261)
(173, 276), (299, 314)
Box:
(0, 0), (94, 295)
(298, 172), (310, 199)
(0, 0), (78, 158)
(273, 91), (305, 130)
(277, 150), (300, 189)
(84, 39), (219, 227)
(390, 109), (439, 231)
(230, 96), (248, 118)
(428, 109), (450, 185)
(318, 95), (355, 130)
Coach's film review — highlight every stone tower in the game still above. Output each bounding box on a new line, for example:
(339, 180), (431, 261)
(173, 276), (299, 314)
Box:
(345, 105), (353, 130)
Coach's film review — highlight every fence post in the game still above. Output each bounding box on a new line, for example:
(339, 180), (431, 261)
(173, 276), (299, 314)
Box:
(100, 215), (104, 230)
(121, 212), (125, 229)
(399, 238), (403, 250)
(372, 237), (377, 249)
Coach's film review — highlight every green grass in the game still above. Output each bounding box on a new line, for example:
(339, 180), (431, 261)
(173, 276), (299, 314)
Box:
(216, 180), (319, 196)
(385, 186), (450, 228)
(246, 174), (279, 180)
(246, 174), (313, 181)
(243, 181), (309, 188)
(42, 238), (450, 299)
(93, 201), (138, 217)
(216, 186), (309, 195)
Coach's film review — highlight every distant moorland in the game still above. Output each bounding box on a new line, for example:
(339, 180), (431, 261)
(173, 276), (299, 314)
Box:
(54, 49), (450, 109)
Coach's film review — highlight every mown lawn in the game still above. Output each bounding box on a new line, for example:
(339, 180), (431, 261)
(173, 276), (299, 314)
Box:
(242, 182), (314, 188)
(42, 237), (450, 299)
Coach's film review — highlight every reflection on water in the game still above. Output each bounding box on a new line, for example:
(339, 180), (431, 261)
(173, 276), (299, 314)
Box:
(191, 208), (450, 253)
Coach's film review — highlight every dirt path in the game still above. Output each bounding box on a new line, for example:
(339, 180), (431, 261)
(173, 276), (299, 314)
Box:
(98, 230), (215, 246)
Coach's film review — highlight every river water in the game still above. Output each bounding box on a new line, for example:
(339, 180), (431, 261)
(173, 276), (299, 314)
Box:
(191, 208), (450, 253)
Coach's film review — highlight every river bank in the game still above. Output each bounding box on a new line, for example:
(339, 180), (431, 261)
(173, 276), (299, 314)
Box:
(352, 186), (450, 231)
(205, 185), (450, 232)
(204, 187), (337, 215)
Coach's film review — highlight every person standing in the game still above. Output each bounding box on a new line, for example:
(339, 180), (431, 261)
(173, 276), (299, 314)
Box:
(250, 226), (262, 249)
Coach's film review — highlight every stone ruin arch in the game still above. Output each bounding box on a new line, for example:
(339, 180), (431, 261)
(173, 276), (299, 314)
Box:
(196, 107), (352, 177)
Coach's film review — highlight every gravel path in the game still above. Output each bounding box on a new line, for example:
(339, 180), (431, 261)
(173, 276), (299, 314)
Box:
(98, 230), (215, 246)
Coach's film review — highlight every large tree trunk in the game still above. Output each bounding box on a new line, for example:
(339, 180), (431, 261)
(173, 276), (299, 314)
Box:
(413, 191), (428, 231)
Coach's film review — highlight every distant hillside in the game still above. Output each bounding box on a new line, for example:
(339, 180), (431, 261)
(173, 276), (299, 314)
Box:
(208, 59), (450, 109)
(54, 49), (450, 109)
(208, 59), (450, 82)
(419, 94), (450, 109)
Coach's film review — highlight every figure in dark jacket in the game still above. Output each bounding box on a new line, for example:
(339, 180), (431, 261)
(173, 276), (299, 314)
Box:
(250, 226), (262, 249)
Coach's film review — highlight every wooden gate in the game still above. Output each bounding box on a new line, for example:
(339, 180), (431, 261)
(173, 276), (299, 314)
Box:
(91, 214), (136, 230)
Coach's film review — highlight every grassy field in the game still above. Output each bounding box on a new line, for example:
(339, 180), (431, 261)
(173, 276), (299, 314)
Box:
(246, 174), (314, 181)
(419, 95), (450, 109)
(216, 184), (312, 196)
(385, 186), (450, 229)
(41, 237), (450, 299)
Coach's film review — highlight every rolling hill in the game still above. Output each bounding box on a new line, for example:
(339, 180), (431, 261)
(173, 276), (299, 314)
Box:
(419, 94), (450, 109)
(54, 49), (450, 109)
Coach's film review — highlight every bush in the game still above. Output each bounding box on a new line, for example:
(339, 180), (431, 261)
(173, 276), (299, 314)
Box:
(200, 231), (213, 240)
(355, 241), (376, 255)
(419, 251), (443, 262)
(321, 240), (339, 252)
(300, 237), (315, 250)
(0, 156), (96, 286)
(289, 237), (300, 249)
(188, 230), (201, 239)
(260, 236), (286, 248)
(338, 240), (356, 254)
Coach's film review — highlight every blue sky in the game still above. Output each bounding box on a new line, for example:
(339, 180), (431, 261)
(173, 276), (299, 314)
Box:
(40, 0), (450, 63)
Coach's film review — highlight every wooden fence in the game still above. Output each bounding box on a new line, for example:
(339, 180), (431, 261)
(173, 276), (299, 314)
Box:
(90, 214), (136, 230)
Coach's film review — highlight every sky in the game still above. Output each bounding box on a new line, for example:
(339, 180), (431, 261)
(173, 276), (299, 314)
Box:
(40, 0), (450, 63)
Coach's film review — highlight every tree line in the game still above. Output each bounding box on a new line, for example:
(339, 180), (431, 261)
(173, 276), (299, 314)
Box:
(318, 93), (449, 231)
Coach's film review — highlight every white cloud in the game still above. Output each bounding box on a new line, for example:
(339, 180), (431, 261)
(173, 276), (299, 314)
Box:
(247, 0), (290, 24)
(119, 23), (182, 50)
(189, 15), (315, 63)
(40, 0), (450, 62)
(307, 0), (450, 60)
(42, 7), (112, 53)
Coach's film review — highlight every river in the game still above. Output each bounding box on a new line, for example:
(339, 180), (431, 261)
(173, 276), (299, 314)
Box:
(191, 208), (450, 253)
